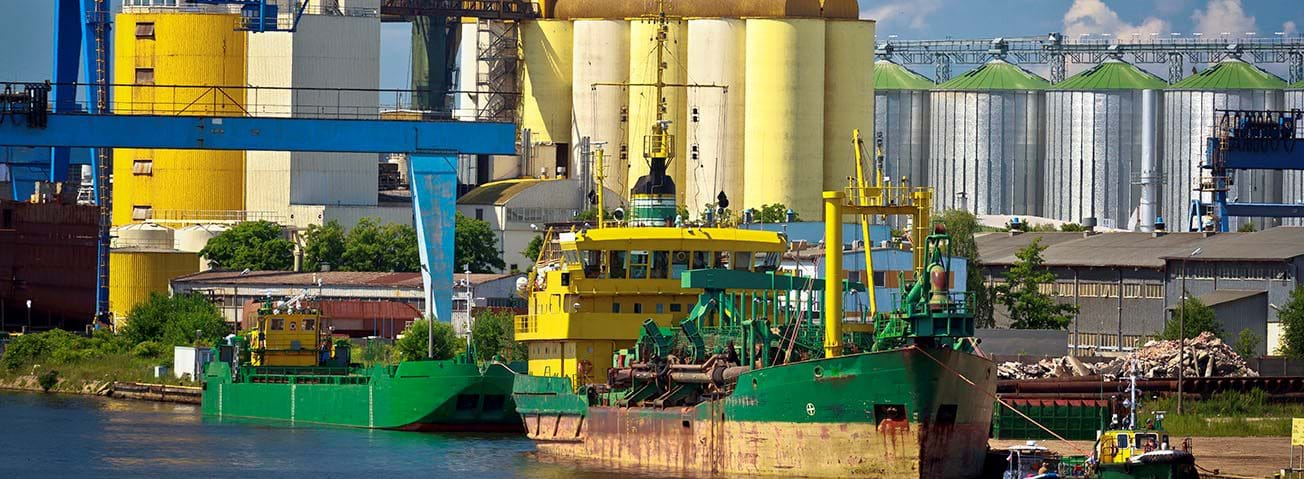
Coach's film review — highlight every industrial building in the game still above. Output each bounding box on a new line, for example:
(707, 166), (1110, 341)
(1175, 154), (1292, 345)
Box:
(976, 228), (1304, 356)
(0, 198), (98, 332)
(515, 1), (872, 219)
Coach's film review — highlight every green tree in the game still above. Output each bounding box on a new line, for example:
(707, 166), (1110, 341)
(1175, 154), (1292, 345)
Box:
(754, 203), (797, 223)
(938, 210), (994, 328)
(122, 293), (230, 347)
(1159, 297), (1222, 340)
(394, 318), (460, 361)
(1234, 328), (1261, 359)
(303, 220), (346, 272)
(339, 218), (420, 272)
(470, 309), (527, 362)
(455, 212), (505, 273)
(521, 235), (544, 264)
(199, 220), (294, 271)
(1058, 223), (1085, 232)
(1276, 286), (1304, 358)
(993, 238), (1078, 329)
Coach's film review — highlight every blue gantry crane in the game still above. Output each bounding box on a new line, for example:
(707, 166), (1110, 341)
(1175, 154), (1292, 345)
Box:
(1189, 109), (1304, 232)
(5, 0), (514, 327)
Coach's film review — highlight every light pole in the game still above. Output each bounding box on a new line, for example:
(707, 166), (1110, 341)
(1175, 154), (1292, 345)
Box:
(25, 299), (32, 332)
(1177, 247), (1201, 414)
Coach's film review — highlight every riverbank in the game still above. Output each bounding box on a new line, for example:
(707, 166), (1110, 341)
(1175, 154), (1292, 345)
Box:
(0, 374), (200, 403)
(991, 437), (1291, 478)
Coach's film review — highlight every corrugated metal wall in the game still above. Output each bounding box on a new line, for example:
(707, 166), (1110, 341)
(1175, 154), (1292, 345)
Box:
(1044, 90), (1147, 229)
(874, 89), (929, 187)
(1283, 89), (1304, 226)
(929, 90), (1045, 215)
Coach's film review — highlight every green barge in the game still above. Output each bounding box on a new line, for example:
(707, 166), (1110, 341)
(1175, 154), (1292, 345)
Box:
(200, 298), (522, 432)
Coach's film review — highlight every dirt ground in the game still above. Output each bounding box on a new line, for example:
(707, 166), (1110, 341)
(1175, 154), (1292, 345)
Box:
(991, 436), (1292, 478)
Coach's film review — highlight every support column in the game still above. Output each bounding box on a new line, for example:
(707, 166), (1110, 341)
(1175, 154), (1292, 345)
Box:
(823, 191), (844, 359)
(409, 154), (458, 324)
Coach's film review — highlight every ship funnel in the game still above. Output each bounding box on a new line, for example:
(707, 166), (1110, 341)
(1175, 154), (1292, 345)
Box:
(629, 121), (678, 226)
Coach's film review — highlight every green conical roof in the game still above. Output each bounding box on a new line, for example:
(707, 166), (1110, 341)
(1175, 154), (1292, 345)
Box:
(874, 59), (935, 90)
(1052, 59), (1167, 91)
(1290, 78), (1304, 89)
(1168, 58), (1286, 90)
(933, 59), (1049, 91)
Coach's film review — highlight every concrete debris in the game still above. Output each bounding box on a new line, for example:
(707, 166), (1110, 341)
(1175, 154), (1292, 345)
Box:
(996, 332), (1257, 380)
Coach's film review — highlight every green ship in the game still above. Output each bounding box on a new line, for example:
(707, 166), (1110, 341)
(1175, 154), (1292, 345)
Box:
(513, 224), (996, 478)
(200, 298), (522, 432)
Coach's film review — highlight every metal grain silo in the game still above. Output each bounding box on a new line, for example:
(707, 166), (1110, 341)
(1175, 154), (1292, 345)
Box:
(823, 19), (875, 194)
(1044, 59), (1166, 230)
(685, 18), (746, 213)
(744, 18), (825, 219)
(873, 58), (933, 188)
(1283, 81), (1304, 226)
(572, 19), (630, 195)
(628, 18), (689, 204)
(1164, 59), (1286, 231)
(929, 59), (1048, 216)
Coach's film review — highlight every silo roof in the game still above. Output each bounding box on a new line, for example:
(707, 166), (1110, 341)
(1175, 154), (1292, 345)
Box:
(874, 59), (934, 90)
(1291, 78), (1304, 89)
(1052, 59), (1166, 91)
(1168, 58), (1286, 90)
(933, 59), (1049, 91)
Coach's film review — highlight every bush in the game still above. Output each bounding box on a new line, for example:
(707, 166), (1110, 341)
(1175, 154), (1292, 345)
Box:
(122, 293), (229, 347)
(2, 333), (54, 370)
(395, 319), (460, 361)
(131, 341), (168, 359)
(471, 309), (527, 362)
(38, 370), (59, 392)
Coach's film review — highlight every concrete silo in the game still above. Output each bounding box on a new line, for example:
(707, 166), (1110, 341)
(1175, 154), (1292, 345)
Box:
(743, 18), (826, 219)
(873, 58), (933, 189)
(628, 18), (689, 205)
(685, 18), (746, 213)
(520, 20), (574, 176)
(822, 20), (875, 194)
(571, 19), (630, 195)
(929, 59), (1048, 216)
(1044, 59), (1166, 230)
(1164, 58), (1286, 231)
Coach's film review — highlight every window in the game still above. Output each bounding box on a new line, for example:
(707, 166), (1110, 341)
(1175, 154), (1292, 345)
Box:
(609, 251), (627, 279)
(732, 252), (752, 271)
(671, 251), (690, 279)
(135, 68), (155, 85)
(581, 250), (603, 278)
(132, 160), (153, 176)
(1116, 434), (1129, 450)
(633, 303), (643, 314)
(475, 208), (484, 221)
(670, 303), (682, 313)
(611, 302), (621, 313)
(131, 205), (152, 221)
(691, 251), (708, 270)
(650, 251), (669, 279)
(629, 250), (649, 279)
(271, 318), (285, 330)
(303, 319), (316, 331)
(135, 22), (155, 39)
(655, 303), (664, 314)
(713, 252), (728, 269)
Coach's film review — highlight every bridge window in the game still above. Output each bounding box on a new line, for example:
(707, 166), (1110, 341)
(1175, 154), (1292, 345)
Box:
(629, 251), (649, 279)
(732, 252), (752, 271)
(609, 251), (627, 279)
(671, 251), (690, 279)
(633, 303), (643, 314)
(1116, 434), (1129, 449)
(754, 252), (780, 272)
(713, 252), (728, 269)
(650, 251), (670, 279)
(303, 319), (316, 331)
(271, 318), (285, 331)
(691, 251), (708, 270)
(611, 302), (621, 313)
(670, 304), (682, 313)
(581, 250), (603, 278)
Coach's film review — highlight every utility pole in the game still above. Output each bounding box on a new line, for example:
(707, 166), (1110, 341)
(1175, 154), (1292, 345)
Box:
(1177, 247), (1201, 414)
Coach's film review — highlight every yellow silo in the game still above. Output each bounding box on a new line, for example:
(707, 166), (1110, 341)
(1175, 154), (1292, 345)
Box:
(627, 18), (689, 205)
(743, 18), (826, 219)
(823, 19), (875, 193)
(685, 18), (746, 214)
(109, 249), (201, 326)
(521, 20), (574, 145)
(572, 19), (630, 195)
(112, 13), (247, 226)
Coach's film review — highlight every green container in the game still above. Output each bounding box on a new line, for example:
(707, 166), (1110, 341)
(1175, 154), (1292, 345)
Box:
(992, 398), (1108, 440)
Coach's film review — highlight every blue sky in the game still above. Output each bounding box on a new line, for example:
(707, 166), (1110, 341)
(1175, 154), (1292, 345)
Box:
(1, 0), (1300, 87)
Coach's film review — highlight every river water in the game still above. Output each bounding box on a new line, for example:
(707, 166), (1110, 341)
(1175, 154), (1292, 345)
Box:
(0, 390), (672, 478)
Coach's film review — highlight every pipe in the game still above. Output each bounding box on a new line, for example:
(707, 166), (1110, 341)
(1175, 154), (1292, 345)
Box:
(1139, 89), (1159, 232)
(823, 191), (845, 359)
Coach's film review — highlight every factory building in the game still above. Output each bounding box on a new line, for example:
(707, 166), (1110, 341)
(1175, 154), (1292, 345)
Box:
(976, 228), (1304, 356)
(1043, 59), (1166, 230)
(516, 1), (872, 219)
(1163, 58), (1287, 231)
(928, 59), (1048, 216)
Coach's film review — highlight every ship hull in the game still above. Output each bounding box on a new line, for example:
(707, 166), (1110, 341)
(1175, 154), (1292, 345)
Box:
(514, 346), (995, 478)
(202, 360), (523, 431)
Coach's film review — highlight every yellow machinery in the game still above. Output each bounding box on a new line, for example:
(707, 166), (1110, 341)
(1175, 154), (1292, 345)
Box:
(249, 298), (324, 367)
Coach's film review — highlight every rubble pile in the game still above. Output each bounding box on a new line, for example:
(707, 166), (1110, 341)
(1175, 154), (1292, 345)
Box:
(996, 332), (1257, 380)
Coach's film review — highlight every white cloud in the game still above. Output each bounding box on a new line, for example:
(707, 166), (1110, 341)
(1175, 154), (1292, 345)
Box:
(1063, 0), (1171, 43)
(861, 0), (943, 30)
(1283, 21), (1298, 36)
(1191, 0), (1257, 36)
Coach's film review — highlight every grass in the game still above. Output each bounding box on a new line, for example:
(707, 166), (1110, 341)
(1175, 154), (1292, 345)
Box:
(0, 352), (196, 393)
(1139, 389), (1304, 437)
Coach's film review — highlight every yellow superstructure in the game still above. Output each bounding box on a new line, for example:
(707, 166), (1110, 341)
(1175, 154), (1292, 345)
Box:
(249, 309), (324, 367)
(108, 249), (201, 325)
(112, 13), (247, 226)
(517, 226), (787, 385)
